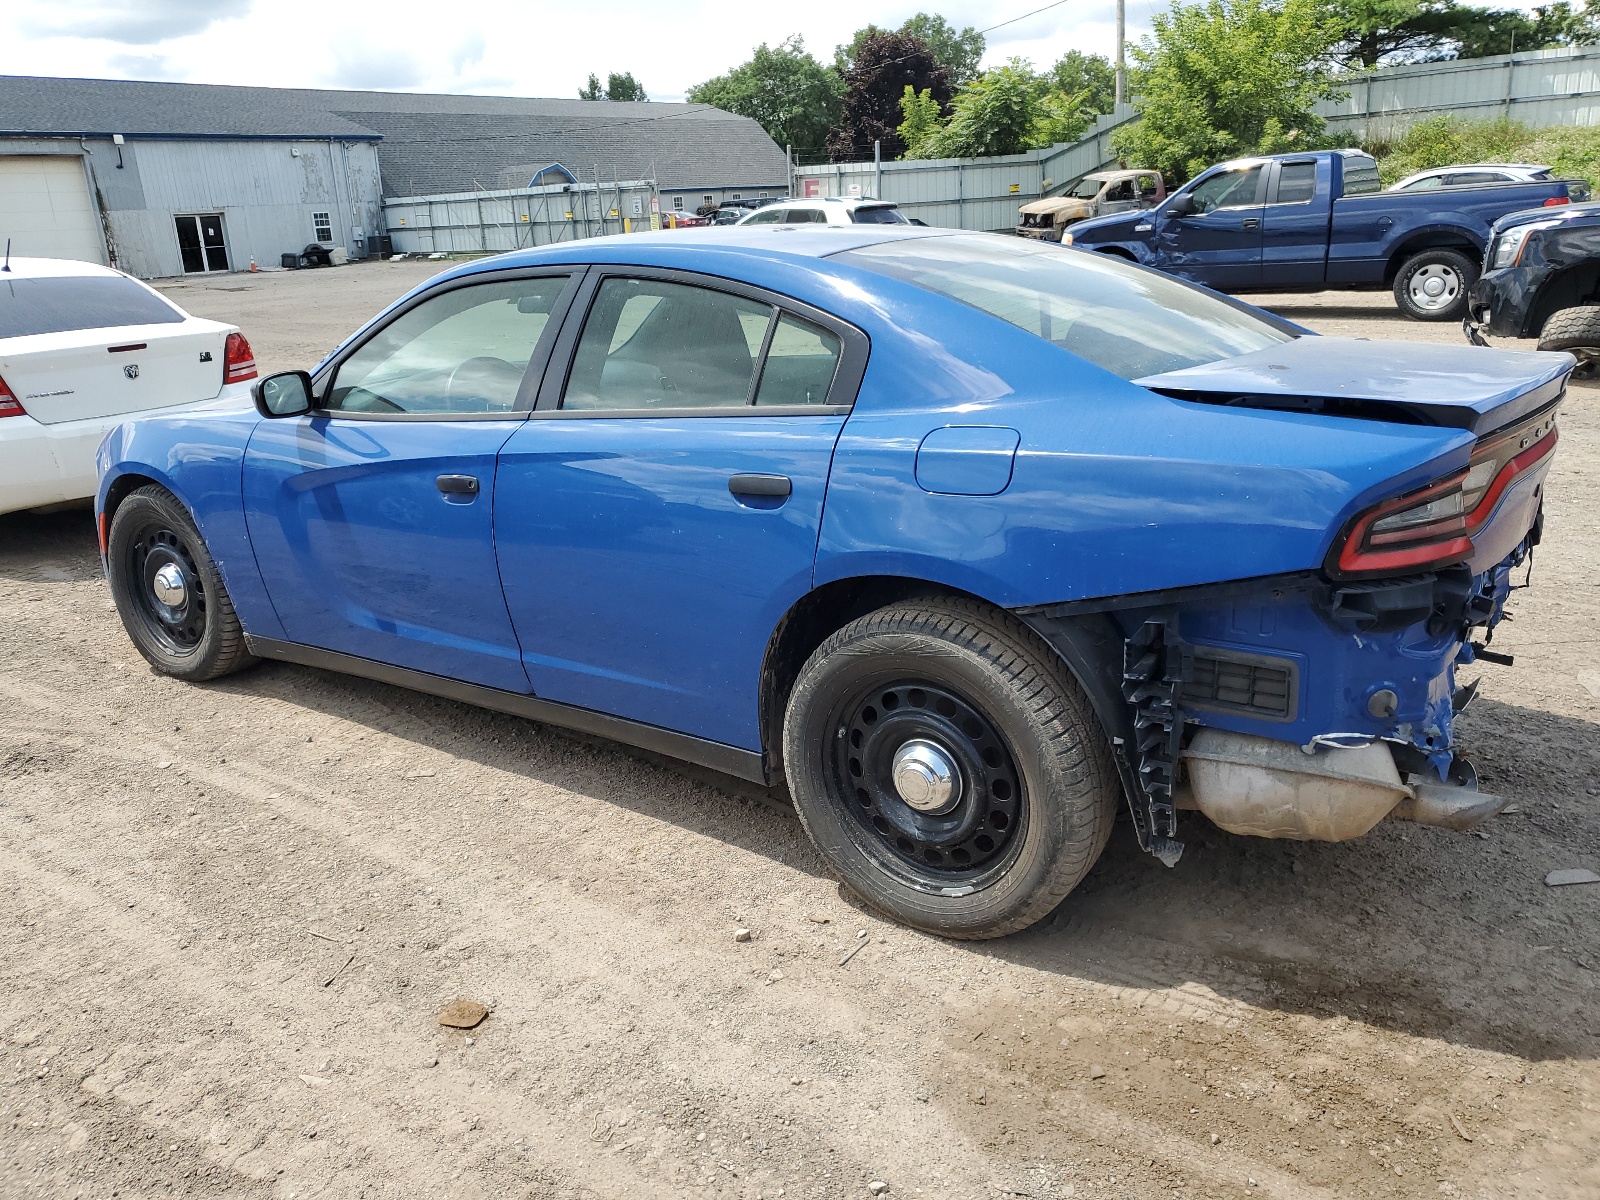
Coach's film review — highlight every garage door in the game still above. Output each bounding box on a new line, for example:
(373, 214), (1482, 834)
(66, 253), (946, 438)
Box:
(0, 156), (106, 265)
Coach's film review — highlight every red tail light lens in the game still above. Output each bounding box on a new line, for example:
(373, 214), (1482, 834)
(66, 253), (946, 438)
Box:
(224, 332), (257, 383)
(1543, 195), (1570, 206)
(1332, 408), (1559, 576)
(0, 374), (25, 418)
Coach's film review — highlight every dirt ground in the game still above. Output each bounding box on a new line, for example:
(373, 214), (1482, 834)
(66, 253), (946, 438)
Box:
(2, 260), (1597, 1200)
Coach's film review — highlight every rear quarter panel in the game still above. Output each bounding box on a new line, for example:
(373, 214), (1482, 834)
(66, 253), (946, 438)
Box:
(811, 273), (1475, 606)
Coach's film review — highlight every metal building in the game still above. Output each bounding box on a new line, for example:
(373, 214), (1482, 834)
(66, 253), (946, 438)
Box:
(0, 75), (790, 278)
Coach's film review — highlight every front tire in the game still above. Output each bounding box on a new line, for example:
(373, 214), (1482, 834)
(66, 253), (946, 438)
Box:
(1393, 248), (1477, 321)
(782, 598), (1119, 939)
(1537, 305), (1600, 376)
(107, 485), (256, 682)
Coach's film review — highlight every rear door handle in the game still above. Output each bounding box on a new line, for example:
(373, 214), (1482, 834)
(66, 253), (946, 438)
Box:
(1242, 217), (1261, 229)
(436, 474), (480, 495)
(728, 473), (791, 498)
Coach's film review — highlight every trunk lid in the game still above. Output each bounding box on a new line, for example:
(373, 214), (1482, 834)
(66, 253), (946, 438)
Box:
(1, 320), (230, 425)
(1135, 336), (1570, 433)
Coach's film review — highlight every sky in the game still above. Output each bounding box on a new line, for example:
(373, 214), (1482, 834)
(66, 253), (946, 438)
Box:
(0, 0), (1556, 103)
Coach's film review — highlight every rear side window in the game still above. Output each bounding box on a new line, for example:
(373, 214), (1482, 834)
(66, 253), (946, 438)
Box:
(564, 278), (773, 410)
(1341, 155), (1382, 195)
(0, 275), (184, 339)
(785, 208), (828, 224)
(754, 315), (841, 406)
(1397, 174), (1446, 191)
(852, 205), (909, 225)
(836, 234), (1293, 380)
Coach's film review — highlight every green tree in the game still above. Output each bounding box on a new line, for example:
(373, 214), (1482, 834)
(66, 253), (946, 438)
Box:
(1325, 0), (1598, 67)
(902, 60), (1039, 159)
(1044, 51), (1117, 115)
(898, 86), (947, 157)
(902, 13), (987, 83)
(578, 71), (649, 101)
(836, 13), (986, 82)
(605, 72), (648, 102)
(687, 36), (844, 158)
(1112, 0), (1343, 182)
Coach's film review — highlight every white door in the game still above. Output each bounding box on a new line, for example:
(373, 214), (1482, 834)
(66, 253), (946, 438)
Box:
(0, 156), (105, 264)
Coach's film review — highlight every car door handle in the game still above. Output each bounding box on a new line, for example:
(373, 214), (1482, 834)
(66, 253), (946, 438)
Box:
(1242, 217), (1261, 229)
(436, 474), (480, 495)
(728, 473), (791, 498)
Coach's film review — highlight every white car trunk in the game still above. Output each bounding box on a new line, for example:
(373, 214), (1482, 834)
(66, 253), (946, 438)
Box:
(3, 321), (228, 425)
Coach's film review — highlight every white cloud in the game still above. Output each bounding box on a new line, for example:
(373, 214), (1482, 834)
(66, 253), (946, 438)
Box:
(0, 0), (1556, 101)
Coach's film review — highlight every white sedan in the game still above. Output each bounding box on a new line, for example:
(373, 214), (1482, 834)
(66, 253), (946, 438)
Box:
(0, 257), (257, 516)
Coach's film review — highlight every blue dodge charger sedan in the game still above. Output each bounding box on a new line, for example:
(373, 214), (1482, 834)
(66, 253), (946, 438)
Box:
(96, 227), (1566, 938)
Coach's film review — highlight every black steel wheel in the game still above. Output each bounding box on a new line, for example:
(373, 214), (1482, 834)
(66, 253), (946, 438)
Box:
(785, 597), (1119, 939)
(831, 679), (1025, 885)
(107, 485), (255, 681)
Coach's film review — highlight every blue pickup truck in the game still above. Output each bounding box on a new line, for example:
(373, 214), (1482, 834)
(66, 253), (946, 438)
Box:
(1064, 148), (1590, 321)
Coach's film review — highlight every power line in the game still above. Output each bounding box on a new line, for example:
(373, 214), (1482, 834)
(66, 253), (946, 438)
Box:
(978, 0), (1076, 37)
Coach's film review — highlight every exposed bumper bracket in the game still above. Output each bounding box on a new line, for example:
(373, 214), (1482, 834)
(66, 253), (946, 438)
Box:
(1121, 618), (1186, 866)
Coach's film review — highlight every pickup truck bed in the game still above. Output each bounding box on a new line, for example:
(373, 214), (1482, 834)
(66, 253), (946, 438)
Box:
(1064, 149), (1590, 321)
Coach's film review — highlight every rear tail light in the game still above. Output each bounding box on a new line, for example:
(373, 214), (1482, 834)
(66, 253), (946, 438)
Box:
(1332, 408), (1559, 576)
(0, 374), (24, 418)
(224, 332), (257, 383)
(1543, 195), (1570, 206)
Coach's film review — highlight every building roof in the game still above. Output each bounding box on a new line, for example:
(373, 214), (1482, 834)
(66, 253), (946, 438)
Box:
(0, 75), (789, 197)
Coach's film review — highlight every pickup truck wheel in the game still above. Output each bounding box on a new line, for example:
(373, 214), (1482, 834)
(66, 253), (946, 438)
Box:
(783, 598), (1118, 939)
(107, 485), (256, 682)
(1536, 305), (1600, 375)
(1394, 249), (1477, 321)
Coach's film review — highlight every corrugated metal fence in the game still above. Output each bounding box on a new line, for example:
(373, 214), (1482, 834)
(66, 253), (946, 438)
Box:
(796, 45), (1600, 231)
(384, 179), (660, 254)
(1317, 46), (1600, 136)
(793, 108), (1135, 231)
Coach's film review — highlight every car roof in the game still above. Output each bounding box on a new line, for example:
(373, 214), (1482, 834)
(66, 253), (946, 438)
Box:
(442, 225), (946, 274)
(0, 256), (126, 280)
(1403, 164), (1549, 177)
(752, 196), (894, 210)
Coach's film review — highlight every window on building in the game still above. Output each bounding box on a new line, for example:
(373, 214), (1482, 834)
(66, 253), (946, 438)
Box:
(759, 191), (768, 198)
(672, 195), (684, 210)
(731, 193), (741, 200)
(312, 211), (333, 242)
(704, 195), (714, 206)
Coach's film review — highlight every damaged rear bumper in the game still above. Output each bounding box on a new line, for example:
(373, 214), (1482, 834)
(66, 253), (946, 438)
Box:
(1018, 534), (1535, 862)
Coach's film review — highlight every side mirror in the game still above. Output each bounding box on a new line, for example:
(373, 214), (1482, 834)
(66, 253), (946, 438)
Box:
(1165, 193), (1195, 217)
(253, 371), (314, 418)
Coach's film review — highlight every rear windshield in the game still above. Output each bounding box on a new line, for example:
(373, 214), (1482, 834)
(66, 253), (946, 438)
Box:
(834, 234), (1293, 379)
(0, 275), (185, 338)
(851, 205), (909, 225)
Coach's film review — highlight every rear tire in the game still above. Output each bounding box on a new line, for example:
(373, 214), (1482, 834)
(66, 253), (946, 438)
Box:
(107, 485), (256, 682)
(1537, 304), (1600, 376)
(1393, 248), (1477, 321)
(782, 598), (1119, 939)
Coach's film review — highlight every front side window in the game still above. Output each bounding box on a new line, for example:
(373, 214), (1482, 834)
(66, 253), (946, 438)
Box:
(1070, 177), (1104, 199)
(1446, 171), (1504, 186)
(312, 211), (333, 241)
(1187, 166), (1263, 214)
(836, 234), (1292, 381)
(1104, 180), (1134, 202)
(1273, 162), (1317, 204)
(754, 316), (841, 406)
(326, 276), (567, 415)
(563, 278), (774, 410)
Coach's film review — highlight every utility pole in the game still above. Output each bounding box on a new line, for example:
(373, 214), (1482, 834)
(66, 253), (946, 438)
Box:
(1115, 0), (1126, 107)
